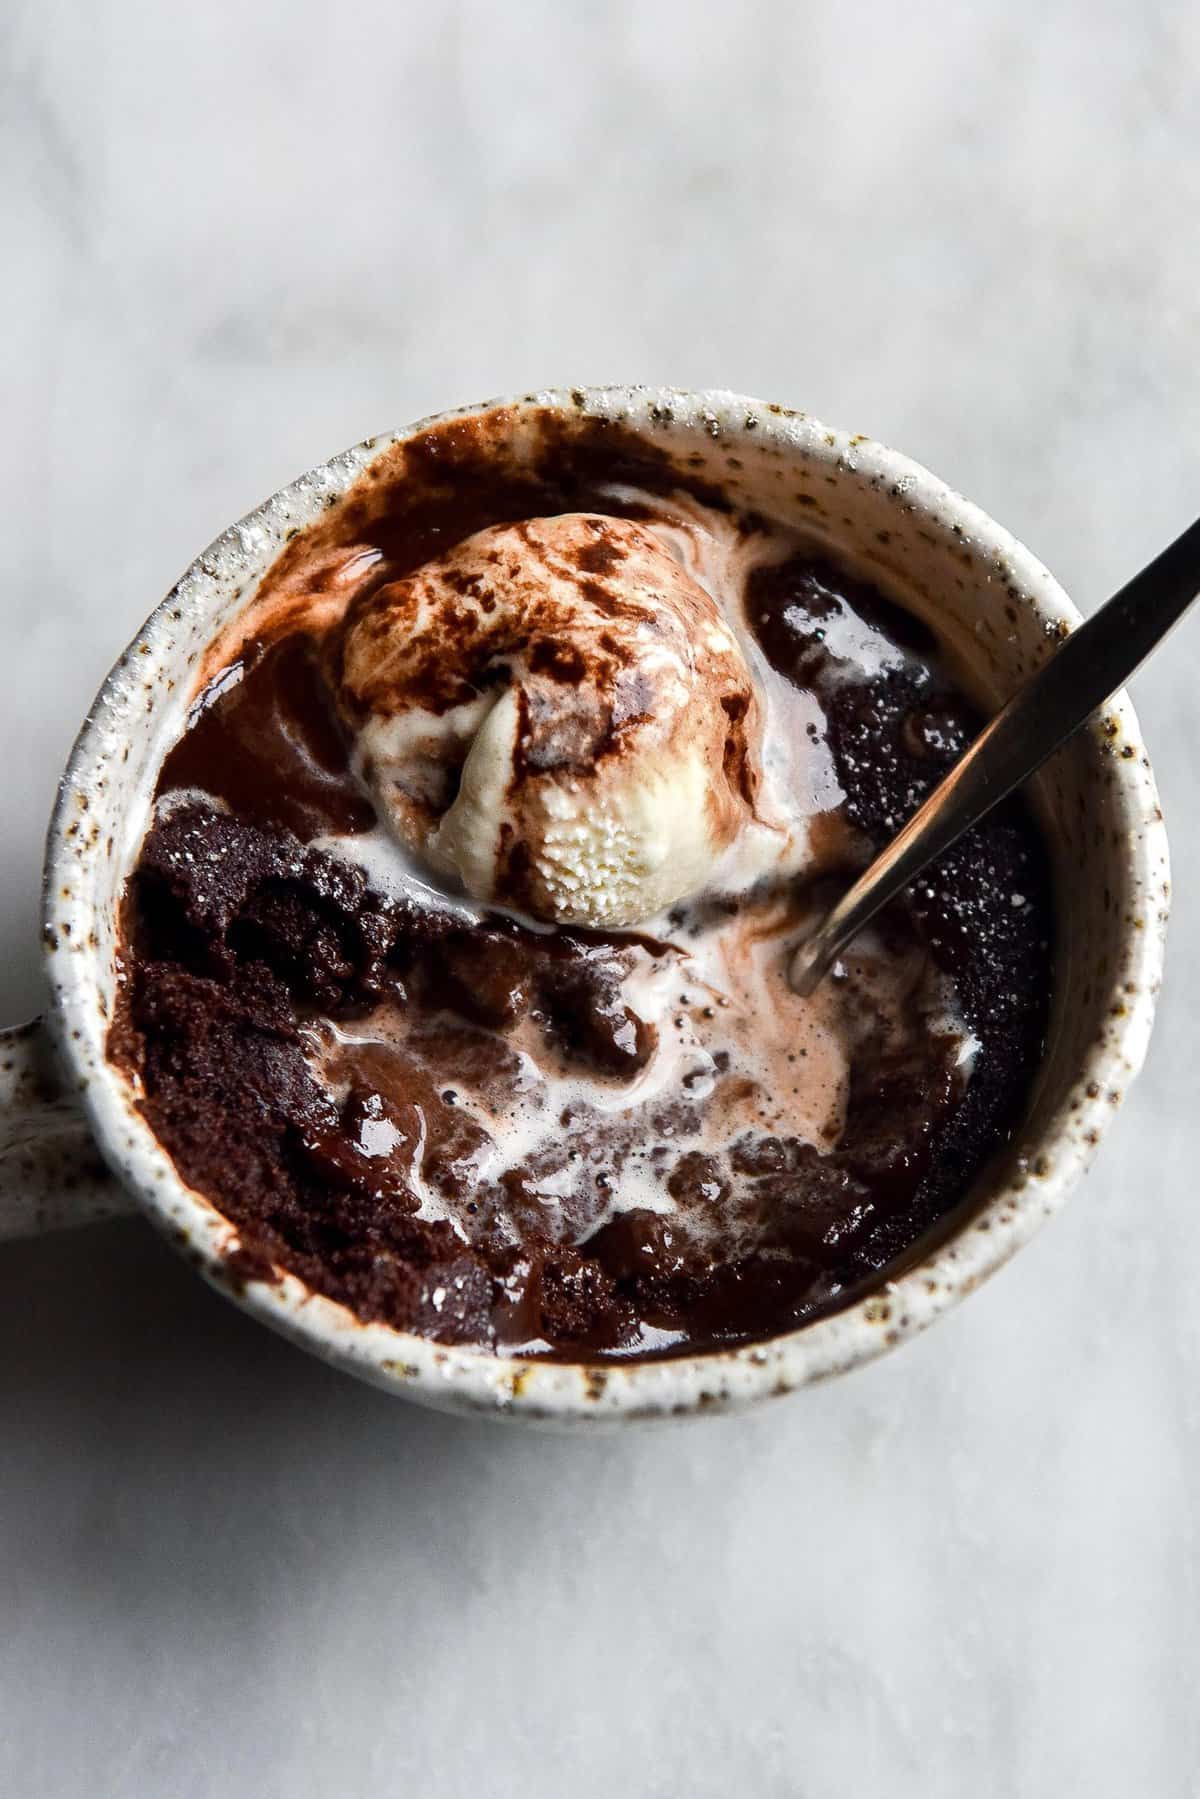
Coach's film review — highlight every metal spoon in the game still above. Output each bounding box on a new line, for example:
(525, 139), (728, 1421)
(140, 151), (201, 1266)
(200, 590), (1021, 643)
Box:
(790, 513), (1200, 996)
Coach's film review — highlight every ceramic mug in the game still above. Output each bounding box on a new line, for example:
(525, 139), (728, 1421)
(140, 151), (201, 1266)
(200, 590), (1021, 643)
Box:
(0, 388), (1170, 1424)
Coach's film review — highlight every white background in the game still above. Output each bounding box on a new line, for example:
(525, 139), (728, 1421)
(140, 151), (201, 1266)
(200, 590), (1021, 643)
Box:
(4, 3), (1199, 1794)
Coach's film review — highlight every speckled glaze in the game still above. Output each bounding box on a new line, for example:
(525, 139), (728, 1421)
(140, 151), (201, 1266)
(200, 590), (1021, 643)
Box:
(5, 387), (1170, 1424)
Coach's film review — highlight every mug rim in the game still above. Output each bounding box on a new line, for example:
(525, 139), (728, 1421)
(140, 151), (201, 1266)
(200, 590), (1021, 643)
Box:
(41, 386), (1171, 1424)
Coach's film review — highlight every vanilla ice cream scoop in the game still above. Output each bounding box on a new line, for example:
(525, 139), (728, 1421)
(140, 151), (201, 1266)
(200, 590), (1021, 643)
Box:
(332, 512), (766, 926)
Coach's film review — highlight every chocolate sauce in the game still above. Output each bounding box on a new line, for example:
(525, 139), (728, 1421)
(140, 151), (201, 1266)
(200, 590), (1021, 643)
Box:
(253, 410), (735, 606)
(159, 635), (374, 839)
(111, 416), (1052, 1360)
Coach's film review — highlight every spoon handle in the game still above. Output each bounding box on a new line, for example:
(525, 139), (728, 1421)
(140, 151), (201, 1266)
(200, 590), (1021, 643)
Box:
(791, 514), (1200, 996)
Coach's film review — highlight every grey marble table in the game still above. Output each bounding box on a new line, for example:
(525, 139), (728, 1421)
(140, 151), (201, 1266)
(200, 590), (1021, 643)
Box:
(3, 2), (1198, 1793)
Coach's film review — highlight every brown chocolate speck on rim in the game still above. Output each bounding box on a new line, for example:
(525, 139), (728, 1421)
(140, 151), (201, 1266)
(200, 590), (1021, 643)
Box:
(221, 1243), (279, 1292)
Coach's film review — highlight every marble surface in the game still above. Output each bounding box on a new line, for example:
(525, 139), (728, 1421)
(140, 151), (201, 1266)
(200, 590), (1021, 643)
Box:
(3, 2), (1199, 1792)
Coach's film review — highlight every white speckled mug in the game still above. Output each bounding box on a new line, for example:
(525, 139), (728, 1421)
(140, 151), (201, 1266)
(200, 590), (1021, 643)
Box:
(0, 388), (1170, 1424)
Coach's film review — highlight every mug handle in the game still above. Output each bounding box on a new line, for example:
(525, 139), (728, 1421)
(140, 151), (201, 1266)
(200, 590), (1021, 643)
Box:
(0, 1019), (135, 1241)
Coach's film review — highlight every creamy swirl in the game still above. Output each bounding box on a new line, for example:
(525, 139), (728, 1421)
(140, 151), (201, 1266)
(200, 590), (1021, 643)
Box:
(332, 512), (768, 925)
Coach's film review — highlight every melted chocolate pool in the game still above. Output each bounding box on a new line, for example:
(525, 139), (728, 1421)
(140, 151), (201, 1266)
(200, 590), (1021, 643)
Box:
(111, 413), (1052, 1359)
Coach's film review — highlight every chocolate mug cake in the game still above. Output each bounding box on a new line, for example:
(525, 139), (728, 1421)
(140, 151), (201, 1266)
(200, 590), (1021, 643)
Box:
(109, 407), (1052, 1362)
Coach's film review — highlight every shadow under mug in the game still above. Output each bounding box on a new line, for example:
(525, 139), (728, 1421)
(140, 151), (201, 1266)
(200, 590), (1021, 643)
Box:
(0, 388), (1170, 1425)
